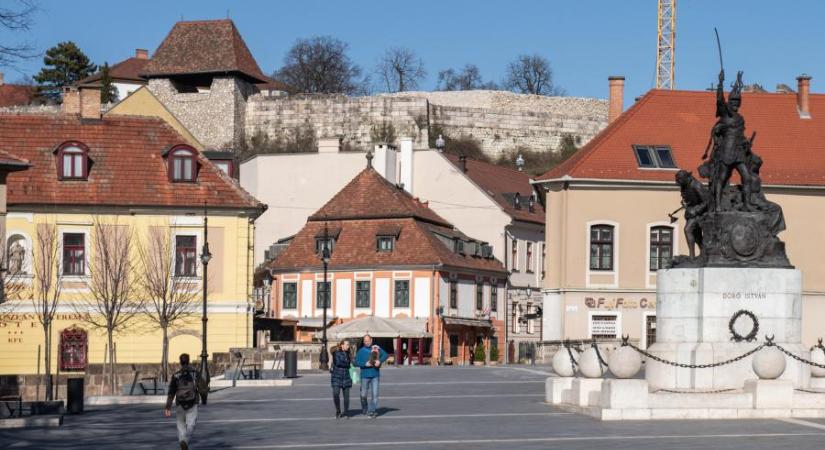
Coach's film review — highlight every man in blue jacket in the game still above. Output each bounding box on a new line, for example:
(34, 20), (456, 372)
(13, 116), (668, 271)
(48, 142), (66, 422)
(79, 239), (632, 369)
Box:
(355, 334), (388, 418)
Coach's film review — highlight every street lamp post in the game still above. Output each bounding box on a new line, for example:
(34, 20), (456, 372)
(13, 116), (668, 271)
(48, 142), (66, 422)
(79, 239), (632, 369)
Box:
(199, 205), (212, 404)
(318, 225), (331, 371)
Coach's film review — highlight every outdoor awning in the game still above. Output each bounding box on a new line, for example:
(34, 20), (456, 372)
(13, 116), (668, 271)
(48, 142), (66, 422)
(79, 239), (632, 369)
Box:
(317, 316), (431, 340)
(297, 317), (337, 328)
(441, 316), (493, 328)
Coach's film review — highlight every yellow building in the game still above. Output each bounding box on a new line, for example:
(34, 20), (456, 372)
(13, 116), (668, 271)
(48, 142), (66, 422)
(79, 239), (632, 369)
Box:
(0, 87), (264, 375)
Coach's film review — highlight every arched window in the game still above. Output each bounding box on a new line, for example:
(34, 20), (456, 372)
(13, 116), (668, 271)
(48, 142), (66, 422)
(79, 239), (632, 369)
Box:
(589, 224), (614, 271)
(56, 141), (89, 180)
(167, 145), (197, 182)
(649, 226), (674, 270)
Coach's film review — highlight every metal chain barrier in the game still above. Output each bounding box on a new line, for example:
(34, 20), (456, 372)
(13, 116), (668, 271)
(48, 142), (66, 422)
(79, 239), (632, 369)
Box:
(620, 335), (765, 369)
(657, 388), (735, 394)
(769, 341), (825, 370)
(592, 341), (609, 368)
(564, 341), (578, 375)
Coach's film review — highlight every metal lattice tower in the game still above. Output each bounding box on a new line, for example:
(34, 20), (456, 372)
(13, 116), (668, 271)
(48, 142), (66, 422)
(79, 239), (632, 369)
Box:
(656, 0), (676, 89)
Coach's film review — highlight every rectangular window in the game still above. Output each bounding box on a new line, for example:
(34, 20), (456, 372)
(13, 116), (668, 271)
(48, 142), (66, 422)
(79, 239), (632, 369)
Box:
(62, 233), (85, 276)
(649, 226), (674, 271)
(589, 225), (614, 271)
(449, 334), (459, 358)
(213, 160), (232, 176)
(62, 154), (84, 178)
(646, 315), (657, 347)
(394, 280), (410, 308)
(490, 285), (498, 312)
(526, 242), (534, 273)
(476, 283), (483, 311)
(449, 280), (457, 309)
(591, 314), (618, 340)
(315, 238), (334, 255)
(376, 236), (394, 252)
(174, 235), (197, 277)
(282, 282), (297, 309)
(355, 281), (371, 308)
(633, 145), (677, 169)
(316, 281), (331, 308)
(511, 238), (518, 272)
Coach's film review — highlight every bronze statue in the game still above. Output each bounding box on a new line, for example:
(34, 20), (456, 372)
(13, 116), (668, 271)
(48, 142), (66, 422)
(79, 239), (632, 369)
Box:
(705, 69), (754, 212)
(668, 30), (791, 269)
(676, 170), (710, 258)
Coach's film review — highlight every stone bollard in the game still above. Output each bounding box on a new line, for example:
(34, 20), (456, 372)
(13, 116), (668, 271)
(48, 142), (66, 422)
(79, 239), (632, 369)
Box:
(579, 347), (608, 378)
(810, 346), (825, 378)
(552, 347), (579, 377)
(752, 346), (786, 380)
(608, 346), (642, 379)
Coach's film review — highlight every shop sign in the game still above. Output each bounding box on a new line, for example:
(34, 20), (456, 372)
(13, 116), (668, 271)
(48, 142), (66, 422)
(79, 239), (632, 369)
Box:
(584, 297), (656, 310)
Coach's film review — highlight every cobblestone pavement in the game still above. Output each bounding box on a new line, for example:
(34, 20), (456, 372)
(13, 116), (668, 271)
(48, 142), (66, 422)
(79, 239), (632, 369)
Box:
(2, 365), (825, 449)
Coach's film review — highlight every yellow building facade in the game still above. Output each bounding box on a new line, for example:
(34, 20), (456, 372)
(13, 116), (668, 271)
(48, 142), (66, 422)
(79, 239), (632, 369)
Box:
(0, 90), (264, 375)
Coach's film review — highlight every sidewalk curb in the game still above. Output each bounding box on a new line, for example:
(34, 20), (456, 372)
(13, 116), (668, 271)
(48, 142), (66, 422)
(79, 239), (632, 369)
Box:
(0, 415), (63, 429)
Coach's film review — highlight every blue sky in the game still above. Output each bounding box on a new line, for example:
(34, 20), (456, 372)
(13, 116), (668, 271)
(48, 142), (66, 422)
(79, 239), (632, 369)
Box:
(2, 0), (821, 105)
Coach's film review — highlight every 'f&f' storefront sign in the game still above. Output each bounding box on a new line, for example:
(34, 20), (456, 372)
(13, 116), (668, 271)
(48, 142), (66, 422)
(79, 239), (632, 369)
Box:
(584, 297), (656, 310)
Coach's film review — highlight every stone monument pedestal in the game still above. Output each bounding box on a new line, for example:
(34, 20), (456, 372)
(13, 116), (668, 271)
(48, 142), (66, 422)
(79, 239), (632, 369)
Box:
(647, 267), (809, 391)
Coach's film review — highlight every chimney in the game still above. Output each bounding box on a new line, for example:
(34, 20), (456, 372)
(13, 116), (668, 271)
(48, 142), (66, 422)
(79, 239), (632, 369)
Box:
(79, 86), (101, 119)
(608, 75), (625, 124)
(399, 137), (414, 194)
(797, 74), (812, 119)
(373, 143), (398, 183)
(458, 155), (467, 173)
(0, 72), (4, 86)
(135, 48), (149, 59)
(318, 137), (341, 153)
(62, 86), (81, 115)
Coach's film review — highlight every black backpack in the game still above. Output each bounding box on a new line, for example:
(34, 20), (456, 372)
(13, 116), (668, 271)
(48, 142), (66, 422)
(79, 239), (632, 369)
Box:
(174, 368), (199, 408)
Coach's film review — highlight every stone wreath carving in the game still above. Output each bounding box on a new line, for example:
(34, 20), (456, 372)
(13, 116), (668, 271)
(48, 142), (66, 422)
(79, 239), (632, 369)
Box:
(729, 309), (759, 342)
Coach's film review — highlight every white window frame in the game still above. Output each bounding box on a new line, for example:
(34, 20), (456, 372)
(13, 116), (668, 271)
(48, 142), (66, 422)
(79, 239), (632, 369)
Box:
(585, 220), (619, 288)
(641, 311), (657, 349)
(587, 311), (621, 340)
(171, 229), (203, 280)
(645, 221), (679, 288)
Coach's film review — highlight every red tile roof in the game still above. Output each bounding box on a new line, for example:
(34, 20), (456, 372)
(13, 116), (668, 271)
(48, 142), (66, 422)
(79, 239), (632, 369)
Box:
(0, 84), (34, 107)
(141, 19), (267, 83)
(538, 89), (825, 187)
(271, 168), (507, 275)
(310, 168), (452, 227)
(443, 154), (545, 224)
(82, 57), (150, 84)
(0, 113), (264, 211)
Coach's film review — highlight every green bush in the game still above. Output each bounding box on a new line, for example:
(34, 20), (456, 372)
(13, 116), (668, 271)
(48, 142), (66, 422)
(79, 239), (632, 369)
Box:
(489, 346), (499, 362)
(474, 345), (486, 362)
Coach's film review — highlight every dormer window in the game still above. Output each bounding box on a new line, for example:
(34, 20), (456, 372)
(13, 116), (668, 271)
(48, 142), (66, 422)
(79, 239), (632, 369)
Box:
(315, 237), (335, 255)
(56, 142), (89, 180)
(633, 145), (677, 169)
(377, 236), (395, 252)
(167, 145), (198, 182)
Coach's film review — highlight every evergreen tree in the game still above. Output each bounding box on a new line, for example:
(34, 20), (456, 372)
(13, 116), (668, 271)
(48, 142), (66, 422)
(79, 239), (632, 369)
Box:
(99, 62), (118, 103)
(34, 41), (97, 101)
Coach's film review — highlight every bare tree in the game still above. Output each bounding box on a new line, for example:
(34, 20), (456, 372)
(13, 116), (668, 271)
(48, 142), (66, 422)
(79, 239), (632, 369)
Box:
(437, 64), (497, 91)
(76, 218), (143, 394)
(0, 0), (38, 67)
(503, 54), (564, 96)
(274, 36), (366, 95)
(375, 47), (426, 93)
(30, 222), (62, 401)
(138, 225), (199, 382)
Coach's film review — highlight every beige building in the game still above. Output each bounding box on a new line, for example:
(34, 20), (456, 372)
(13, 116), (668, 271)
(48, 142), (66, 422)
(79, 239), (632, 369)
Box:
(241, 138), (546, 357)
(536, 75), (825, 348)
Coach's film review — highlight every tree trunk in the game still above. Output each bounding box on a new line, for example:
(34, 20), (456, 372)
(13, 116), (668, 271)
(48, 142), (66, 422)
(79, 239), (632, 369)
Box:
(44, 321), (52, 402)
(107, 330), (115, 395)
(161, 325), (169, 383)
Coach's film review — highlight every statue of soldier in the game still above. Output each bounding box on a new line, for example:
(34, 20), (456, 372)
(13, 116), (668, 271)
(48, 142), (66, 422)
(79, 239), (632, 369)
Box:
(706, 69), (754, 212)
(676, 170), (710, 258)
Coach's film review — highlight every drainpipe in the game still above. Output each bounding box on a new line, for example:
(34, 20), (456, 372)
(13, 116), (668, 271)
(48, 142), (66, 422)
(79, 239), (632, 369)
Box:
(503, 231), (509, 365)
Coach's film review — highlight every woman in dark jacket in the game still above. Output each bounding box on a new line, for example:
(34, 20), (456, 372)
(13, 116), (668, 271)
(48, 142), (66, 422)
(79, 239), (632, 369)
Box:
(330, 339), (353, 418)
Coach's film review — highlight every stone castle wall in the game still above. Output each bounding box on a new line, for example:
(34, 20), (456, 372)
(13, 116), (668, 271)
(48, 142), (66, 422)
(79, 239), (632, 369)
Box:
(245, 90), (608, 156)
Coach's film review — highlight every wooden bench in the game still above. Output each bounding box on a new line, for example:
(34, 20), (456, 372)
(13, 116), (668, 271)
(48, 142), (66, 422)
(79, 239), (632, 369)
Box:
(129, 364), (160, 395)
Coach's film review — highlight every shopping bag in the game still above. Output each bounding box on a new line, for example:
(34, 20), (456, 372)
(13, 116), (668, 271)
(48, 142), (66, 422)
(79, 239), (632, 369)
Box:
(349, 365), (360, 384)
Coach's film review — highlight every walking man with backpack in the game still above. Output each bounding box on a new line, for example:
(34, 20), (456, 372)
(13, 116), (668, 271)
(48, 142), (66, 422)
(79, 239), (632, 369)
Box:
(164, 353), (203, 450)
